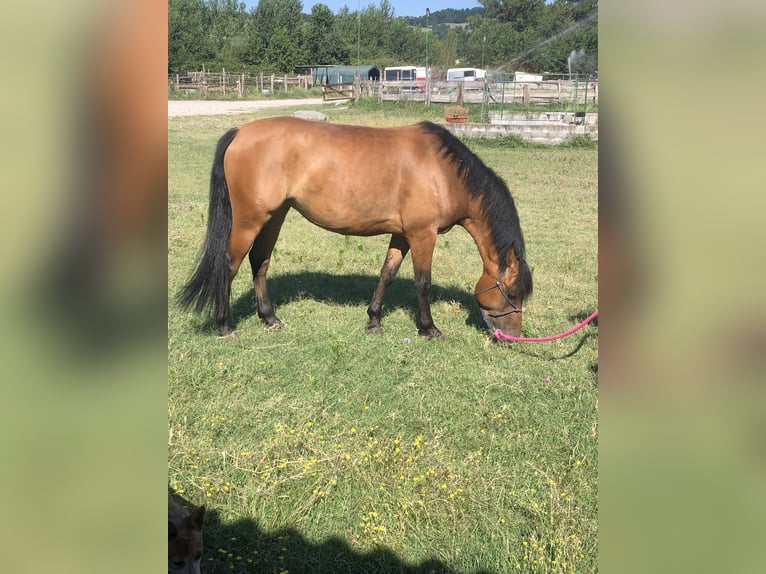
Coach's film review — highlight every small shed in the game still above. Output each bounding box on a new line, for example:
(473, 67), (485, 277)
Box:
(311, 65), (380, 85)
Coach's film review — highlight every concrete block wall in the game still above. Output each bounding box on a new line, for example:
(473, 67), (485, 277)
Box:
(489, 111), (598, 126)
(443, 116), (598, 145)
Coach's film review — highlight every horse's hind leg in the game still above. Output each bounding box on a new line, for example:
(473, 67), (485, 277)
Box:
(249, 204), (290, 328)
(367, 234), (410, 334)
(217, 221), (263, 337)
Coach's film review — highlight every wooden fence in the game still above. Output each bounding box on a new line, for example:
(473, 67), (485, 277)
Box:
(168, 69), (597, 108)
(320, 78), (378, 101)
(169, 70), (312, 97)
(376, 79), (598, 106)
(321, 81), (355, 101)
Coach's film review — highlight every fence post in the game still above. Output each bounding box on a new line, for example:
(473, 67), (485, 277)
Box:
(583, 81), (588, 114)
(270, 74), (275, 94)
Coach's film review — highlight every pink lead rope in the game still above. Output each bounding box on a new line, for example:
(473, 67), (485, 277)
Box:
(494, 309), (598, 342)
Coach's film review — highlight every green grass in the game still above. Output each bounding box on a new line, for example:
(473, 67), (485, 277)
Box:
(169, 102), (597, 574)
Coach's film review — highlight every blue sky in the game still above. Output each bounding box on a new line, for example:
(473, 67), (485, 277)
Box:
(243, 1), (483, 18)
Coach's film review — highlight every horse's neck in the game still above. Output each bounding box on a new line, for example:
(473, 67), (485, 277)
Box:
(461, 212), (502, 275)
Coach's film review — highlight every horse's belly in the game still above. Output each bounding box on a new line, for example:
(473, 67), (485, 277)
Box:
(292, 199), (402, 236)
(298, 209), (400, 236)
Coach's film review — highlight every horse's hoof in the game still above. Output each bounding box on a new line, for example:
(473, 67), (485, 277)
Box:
(218, 330), (237, 340)
(265, 318), (284, 330)
(424, 329), (444, 341)
(366, 324), (384, 335)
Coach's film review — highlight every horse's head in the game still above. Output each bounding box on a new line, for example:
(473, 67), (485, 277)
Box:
(474, 250), (531, 338)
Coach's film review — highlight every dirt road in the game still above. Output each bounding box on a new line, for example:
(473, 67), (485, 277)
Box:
(168, 98), (337, 117)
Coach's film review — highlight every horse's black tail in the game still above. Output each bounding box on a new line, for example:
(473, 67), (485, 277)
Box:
(178, 127), (239, 319)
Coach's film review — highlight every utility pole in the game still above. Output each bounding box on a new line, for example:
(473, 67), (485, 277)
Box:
(481, 35), (487, 123)
(425, 8), (430, 106)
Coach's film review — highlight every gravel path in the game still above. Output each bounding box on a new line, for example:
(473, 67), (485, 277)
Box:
(168, 98), (341, 117)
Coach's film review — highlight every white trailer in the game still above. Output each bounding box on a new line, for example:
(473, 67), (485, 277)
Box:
(446, 68), (487, 82)
(383, 66), (427, 92)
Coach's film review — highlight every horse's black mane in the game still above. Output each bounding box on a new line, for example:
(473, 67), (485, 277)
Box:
(419, 121), (533, 301)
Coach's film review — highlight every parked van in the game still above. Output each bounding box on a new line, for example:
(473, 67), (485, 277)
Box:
(446, 68), (486, 82)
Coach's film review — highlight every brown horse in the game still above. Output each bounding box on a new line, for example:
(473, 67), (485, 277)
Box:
(180, 117), (532, 339)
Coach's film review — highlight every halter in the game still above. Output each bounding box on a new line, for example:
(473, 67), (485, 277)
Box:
(474, 274), (522, 318)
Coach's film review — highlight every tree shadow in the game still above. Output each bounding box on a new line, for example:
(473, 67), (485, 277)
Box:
(170, 488), (494, 574)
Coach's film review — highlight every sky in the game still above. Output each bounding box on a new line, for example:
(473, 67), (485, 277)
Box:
(243, 1), (483, 18)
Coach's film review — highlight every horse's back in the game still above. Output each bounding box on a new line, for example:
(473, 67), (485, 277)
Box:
(223, 117), (467, 236)
(230, 116), (420, 159)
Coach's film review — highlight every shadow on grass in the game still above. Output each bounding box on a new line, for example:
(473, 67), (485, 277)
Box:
(170, 491), (494, 574)
(219, 271), (487, 334)
(186, 271), (596, 360)
(507, 309), (598, 361)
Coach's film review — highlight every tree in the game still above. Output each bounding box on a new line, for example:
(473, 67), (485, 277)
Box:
(167, 2), (597, 77)
(479, 0), (545, 32)
(438, 28), (460, 69)
(332, 3), (422, 67)
(305, 4), (349, 64)
(168, 0), (210, 72)
(527, 0), (598, 75)
(204, 0), (249, 71)
(472, 0), (597, 74)
(248, 0), (307, 71)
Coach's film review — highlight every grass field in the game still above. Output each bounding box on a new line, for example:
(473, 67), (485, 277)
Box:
(168, 101), (598, 574)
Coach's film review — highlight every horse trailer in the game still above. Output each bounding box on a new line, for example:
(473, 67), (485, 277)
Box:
(446, 68), (486, 82)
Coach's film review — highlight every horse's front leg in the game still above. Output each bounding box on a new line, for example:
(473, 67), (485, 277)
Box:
(408, 231), (442, 340)
(367, 234), (409, 334)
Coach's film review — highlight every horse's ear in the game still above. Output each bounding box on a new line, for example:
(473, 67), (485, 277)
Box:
(189, 505), (205, 530)
(505, 248), (519, 270)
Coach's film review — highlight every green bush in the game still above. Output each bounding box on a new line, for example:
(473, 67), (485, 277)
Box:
(560, 133), (597, 148)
